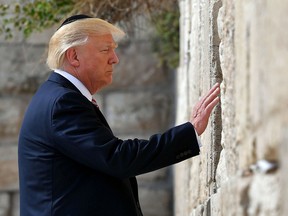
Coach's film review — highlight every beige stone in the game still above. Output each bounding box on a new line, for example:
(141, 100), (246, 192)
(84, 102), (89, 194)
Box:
(0, 147), (18, 191)
(175, 0), (288, 215)
(0, 193), (10, 216)
(139, 187), (171, 216)
(105, 91), (172, 135)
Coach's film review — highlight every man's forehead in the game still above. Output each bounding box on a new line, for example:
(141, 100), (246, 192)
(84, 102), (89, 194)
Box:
(90, 35), (117, 46)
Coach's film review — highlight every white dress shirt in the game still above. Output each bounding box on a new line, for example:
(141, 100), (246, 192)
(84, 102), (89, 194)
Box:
(54, 69), (93, 102)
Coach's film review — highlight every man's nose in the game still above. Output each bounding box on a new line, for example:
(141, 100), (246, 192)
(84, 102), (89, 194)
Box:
(109, 50), (119, 65)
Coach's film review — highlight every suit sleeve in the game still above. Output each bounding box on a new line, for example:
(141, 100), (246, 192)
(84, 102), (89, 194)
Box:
(50, 92), (200, 178)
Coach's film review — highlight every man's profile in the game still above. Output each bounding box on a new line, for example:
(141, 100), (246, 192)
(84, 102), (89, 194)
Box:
(18, 15), (220, 216)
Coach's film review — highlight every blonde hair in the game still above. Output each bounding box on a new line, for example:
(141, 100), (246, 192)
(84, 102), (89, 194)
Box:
(46, 18), (125, 70)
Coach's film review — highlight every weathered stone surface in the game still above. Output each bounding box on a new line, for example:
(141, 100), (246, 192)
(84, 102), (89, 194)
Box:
(10, 193), (19, 216)
(26, 28), (56, 45)
(0, 192), (19, 216)
(0, 43), (49, 94)
(0, 146), (18, 191)
(0, 193), (10, 216)
(139, 187), (172, 216)
(0, 97), (28, 138)
(248, 174), (280, 216)
(105, 91), (172, 135)
(173, 161), (190, 216)
(137, 168), (168, 183)
(280, 126), (288, 215)
(175, 0), (288, 215)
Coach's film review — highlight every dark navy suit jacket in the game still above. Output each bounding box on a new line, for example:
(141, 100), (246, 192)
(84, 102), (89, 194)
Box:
(18, 72), (200, 216)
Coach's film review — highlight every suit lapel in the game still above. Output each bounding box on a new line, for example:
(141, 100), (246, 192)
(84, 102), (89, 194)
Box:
(93, 106), (113, 133)
(48, 72), (81, 93)
(48, 72), (113, 133)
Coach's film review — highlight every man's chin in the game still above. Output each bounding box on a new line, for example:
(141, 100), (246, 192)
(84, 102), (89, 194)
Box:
(106, 77), (113, 86)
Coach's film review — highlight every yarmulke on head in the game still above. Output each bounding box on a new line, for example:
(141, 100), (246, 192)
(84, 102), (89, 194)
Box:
(58, 14), (92, 29)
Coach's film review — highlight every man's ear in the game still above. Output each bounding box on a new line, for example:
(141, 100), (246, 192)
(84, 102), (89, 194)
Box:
(65, 48), (80, 67)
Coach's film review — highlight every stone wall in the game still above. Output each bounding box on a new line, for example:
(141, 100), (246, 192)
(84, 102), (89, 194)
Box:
(174, 0), (288, 215)
(0, 21), (174, 216)
(0, 26), (51, 216)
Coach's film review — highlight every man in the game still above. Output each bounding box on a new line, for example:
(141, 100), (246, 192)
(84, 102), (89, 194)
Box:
(18, 15), (220, 216)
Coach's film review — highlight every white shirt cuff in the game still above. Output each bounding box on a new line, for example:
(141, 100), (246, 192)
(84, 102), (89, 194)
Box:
(193, 128), (202, 148)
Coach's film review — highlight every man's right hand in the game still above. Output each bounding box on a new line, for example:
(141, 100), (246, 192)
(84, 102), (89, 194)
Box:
(190, 83), (220, 136)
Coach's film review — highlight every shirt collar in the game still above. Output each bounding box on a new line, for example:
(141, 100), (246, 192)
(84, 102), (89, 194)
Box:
(54, 69), (93, 102)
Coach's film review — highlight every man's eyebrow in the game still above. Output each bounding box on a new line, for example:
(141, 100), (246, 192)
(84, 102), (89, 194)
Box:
(109, 42), (118, 48)
(99, 42), (118, 49)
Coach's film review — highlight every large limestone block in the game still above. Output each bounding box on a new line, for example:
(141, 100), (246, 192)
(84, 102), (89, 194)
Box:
(0, 193), (10, 216)
(280, 126), (288, 215)
(11, 192), (19, 216)
(0, 97), (29, 138)
(217, 0), (238, 177)
(0, 99), (21, 138)
(248, 174), (280, 216)
(173, 161), (192, 216)
(139, 187), (172, 216)
(0, 44), (49, 94)
(105, 91), (172, 135)
(234, 0), (288, 168)
(137, 168), (168, 183)
(0, 146), (18, 191)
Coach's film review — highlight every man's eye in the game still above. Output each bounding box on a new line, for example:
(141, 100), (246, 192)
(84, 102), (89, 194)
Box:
(101, 49), (109, 52)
